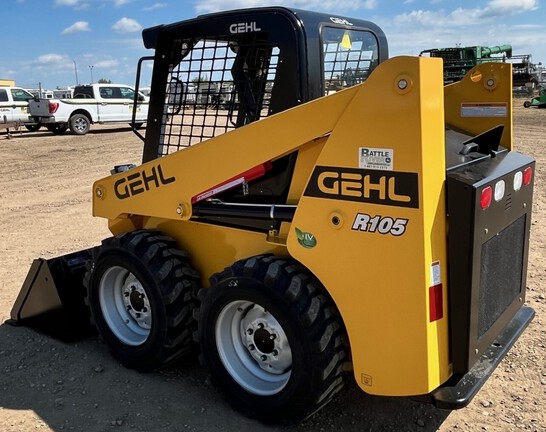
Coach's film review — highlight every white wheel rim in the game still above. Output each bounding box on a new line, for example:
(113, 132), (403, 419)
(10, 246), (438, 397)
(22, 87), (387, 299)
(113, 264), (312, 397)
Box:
(74, 117), (87, 132)
(99, 266), (152, 346)
(215, 300), (292, 396)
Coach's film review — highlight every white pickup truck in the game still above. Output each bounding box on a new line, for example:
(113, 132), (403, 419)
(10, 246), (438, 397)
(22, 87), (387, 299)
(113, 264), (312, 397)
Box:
(0, 86), (37, 130)
(29, 83), (148, 135)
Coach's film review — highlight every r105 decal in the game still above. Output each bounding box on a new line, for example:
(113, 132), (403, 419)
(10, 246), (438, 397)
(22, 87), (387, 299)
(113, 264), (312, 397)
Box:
(352, 213), (408, 236)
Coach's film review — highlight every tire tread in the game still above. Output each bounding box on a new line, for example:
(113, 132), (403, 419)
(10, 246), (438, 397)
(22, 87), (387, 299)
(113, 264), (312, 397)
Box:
(196, 254), (351, 423)
(85, 229), (200, 371)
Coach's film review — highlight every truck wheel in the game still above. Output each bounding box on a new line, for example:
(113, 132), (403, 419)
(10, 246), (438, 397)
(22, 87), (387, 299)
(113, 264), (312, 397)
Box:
(196, 255), (350, 423)
(85, 230), (200, 371)
(69, 114), (90, 135)
(131, 122), (144, 130)
(523, 101), (531, 108)
(46, 123), (68, 135)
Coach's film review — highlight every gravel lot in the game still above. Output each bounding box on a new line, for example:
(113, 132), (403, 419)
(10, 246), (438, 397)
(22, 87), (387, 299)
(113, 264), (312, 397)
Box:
(0, 104), (544, 431)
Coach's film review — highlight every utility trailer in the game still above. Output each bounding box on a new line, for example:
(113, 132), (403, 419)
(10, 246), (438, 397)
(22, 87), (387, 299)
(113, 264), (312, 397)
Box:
(1, 115), (19, 138)
(9, 7), (535, 423)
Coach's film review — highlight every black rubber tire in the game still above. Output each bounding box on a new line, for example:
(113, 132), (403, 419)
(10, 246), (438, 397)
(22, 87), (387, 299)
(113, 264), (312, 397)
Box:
(131, 122), (144, 130)
(523, 101), (531, 108)
(84, 230), (200, 372)
(195, 255), (350, 423)
(69, 113), (90, 135)
(25, 124), (40, 132)
(46, 123), (68, 135)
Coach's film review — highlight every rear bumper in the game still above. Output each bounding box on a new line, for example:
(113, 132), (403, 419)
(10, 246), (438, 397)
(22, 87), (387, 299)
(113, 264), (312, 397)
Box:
(30, 116), (57, 124)
(420, 305), (534, 409)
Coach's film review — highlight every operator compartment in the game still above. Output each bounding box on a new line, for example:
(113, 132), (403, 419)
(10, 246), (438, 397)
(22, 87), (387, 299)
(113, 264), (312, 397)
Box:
(139, 7), (386, 232)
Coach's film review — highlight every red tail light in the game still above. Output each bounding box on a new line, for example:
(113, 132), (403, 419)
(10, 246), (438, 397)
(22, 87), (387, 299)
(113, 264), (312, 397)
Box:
(49, 102), (59, 114)
(480, 186), (492, 209)
(523, 166), (533, 186)
(429, 284), (444, 322)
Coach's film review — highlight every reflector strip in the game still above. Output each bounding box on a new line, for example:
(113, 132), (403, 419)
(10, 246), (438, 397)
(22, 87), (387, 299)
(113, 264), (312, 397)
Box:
(191, 162), (272, 203)
(430, 284), (444, 322)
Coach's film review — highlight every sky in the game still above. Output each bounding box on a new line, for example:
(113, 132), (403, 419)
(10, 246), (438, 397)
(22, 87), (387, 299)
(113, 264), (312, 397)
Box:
(1, 0), (544, 90)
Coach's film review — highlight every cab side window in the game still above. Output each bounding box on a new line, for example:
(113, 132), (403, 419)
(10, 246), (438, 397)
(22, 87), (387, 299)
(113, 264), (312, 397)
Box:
(11, 88), (33, 102)
(120, 87), (135, 100)
(0, 89), (8, 102)
(100, 88), (114, 98)
(321, 27), (379, 95)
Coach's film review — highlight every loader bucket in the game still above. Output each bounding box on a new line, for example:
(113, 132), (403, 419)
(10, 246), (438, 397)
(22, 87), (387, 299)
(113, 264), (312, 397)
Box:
(7, 249), (96, 341)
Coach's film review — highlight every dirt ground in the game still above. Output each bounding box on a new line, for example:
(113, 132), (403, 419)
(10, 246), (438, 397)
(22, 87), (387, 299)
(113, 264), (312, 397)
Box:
(0, 104), (544, 432)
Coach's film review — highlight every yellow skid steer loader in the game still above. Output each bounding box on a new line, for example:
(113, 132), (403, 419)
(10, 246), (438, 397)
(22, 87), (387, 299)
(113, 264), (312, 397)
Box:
(9, 7), (535, 423)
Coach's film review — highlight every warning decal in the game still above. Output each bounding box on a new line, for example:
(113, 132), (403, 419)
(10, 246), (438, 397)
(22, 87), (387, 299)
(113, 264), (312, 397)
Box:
(460, 102), (508, 118)
(430, 261), (441, 286)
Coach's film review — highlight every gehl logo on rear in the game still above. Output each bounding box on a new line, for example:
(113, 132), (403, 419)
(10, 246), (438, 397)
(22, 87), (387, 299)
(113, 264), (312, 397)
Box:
(229, 22), (261, 34)
(114, 164), (175, 199)
(304, 166), (419, 208)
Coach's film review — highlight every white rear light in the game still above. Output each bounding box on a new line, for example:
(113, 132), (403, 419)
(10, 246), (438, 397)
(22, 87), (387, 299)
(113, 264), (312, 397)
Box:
(513, 171), (523, 191)
(494, 180), (505, 202)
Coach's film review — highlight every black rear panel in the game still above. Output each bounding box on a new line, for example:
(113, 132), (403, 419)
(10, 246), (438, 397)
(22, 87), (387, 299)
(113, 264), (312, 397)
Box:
(446, 150), (534, 374)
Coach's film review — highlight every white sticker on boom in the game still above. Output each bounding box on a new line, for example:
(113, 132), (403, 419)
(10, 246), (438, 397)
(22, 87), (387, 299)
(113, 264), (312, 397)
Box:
(430, 261), (441, 286)
(359, 147), (393, 171)
(460, 102), (508, 118)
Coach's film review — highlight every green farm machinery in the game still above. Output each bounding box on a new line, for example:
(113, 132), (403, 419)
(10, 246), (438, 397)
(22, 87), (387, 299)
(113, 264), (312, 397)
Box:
(523, 87), (546, 108)
(420, 45), (535, 86)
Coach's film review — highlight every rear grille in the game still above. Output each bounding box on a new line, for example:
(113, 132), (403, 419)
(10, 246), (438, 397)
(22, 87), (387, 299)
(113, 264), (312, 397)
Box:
(504, 193), (513, 211)
(478, 215), (525, 338)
